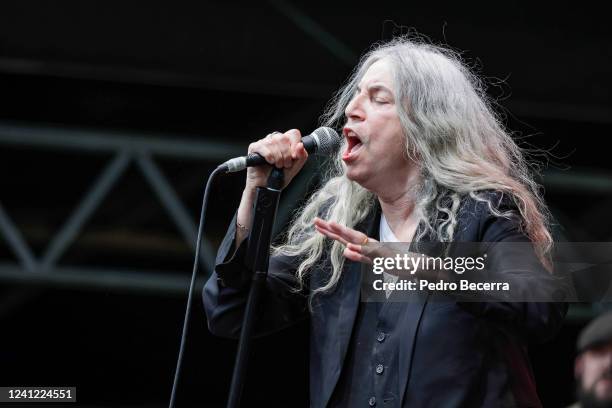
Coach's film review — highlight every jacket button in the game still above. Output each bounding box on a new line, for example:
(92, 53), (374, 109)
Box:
(376, 364), (384, 374)
(369, 396), (376, 406)
(377, 332), (386, 342)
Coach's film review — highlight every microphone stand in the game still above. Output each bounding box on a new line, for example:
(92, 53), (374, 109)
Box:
(226, 167), (284, 408)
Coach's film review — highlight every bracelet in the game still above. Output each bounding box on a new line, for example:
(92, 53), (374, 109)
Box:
(236, 221), (250, 232)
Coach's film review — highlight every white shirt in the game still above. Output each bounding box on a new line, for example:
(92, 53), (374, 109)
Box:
(379, 214), (399, 299)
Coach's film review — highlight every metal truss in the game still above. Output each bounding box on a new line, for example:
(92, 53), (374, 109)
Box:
(0, 121), (245, 295)
(1, 120), (611, 324)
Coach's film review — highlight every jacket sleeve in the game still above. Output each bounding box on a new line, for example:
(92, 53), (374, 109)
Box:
(456, 192), (568, 343)
(203, 213), (309, 339)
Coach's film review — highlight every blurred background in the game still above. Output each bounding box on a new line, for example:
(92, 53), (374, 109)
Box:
(0, 1), (610, 406)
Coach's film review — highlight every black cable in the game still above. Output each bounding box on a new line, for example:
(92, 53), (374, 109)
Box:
(168, 165), (224, 408)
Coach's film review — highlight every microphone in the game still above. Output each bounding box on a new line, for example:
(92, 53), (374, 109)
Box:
(219, 127), (341, 173)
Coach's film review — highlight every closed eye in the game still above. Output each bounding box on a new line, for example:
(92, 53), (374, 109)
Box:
(370, 88), (393, 104)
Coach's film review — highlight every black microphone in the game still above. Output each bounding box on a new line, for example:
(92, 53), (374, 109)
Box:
(219, 127), (341, 173)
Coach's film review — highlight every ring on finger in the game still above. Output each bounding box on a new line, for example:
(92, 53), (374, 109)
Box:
(360, 236), (369, 245)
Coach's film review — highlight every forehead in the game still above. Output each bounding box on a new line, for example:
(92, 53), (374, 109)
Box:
(359, 58), (395, 89)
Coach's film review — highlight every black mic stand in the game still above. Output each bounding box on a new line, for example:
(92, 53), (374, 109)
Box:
(226, 167), (284, 408)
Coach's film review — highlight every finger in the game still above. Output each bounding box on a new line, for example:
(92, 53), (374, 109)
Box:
(313, 217), (328, 228)
(313, 217), (335, 233)
(286, 129), (302, 147)
(346, 243), (374, 264)
(264, 140), (283, 167)
(296, 142), (308, 160)
(347, 240), (380, 259)
(277, 146), (287, 169)
(288, 129), (304, 158)
(287, 128), (302, 143)
(248, 140), (264, 155)
(343, 247), (373, 264)
(347, 242), (369, 254)
(315, 225), (344, 243)
(314, 218), (344, 233)
(270, 132), (294, 169)
(315, 218), (367, 246)
(327, 221), (368, 245)
(291, 142), (304, 160)
(251, 144), (275, 164)
(313, 220), (339, 236)
(279, 134), (293, 169)
(315, 224), (350, 246)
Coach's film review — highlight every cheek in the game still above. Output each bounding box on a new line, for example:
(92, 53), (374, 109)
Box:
(383, 116), (405, 146)
(389, 128), (407, 155)
(582, 361), (603, 387)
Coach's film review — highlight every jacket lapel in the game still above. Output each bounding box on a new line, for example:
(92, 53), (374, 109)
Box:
(318, 205), (436, 407)
(398, 227), (443, 405)
(398, 290), (428, 404)
(319, 206), (381, 407)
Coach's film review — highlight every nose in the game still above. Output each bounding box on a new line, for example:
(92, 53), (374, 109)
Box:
(345, 91), (365, 122)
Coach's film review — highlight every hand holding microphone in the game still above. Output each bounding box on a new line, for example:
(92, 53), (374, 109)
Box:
(171, 129), (339, 406)
(219, 126), (341, 190)
(231, 127), (340, 241)
(245, 129), (309, 191)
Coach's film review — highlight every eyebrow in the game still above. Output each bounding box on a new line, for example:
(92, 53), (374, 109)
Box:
(356, 84), (393, 94)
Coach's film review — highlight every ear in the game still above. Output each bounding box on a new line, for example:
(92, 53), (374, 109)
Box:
(575, 354), (585, 379)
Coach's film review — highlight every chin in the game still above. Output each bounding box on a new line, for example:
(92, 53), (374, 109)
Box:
(345, 168), (365, 184)
(346, 172), (376, 193)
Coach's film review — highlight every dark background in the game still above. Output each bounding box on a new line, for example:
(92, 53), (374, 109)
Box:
(0, 1), (611, 407)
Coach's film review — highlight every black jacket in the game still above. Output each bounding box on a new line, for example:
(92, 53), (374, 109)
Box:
(203, 191), (567, 407)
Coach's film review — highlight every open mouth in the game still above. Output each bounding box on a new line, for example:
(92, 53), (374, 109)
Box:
(343, 130), (363, 161)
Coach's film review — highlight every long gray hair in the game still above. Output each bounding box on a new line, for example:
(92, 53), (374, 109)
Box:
(273, 37), (553, 296)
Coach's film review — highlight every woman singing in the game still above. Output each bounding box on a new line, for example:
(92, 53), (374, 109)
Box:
(204, 37), (567, 407)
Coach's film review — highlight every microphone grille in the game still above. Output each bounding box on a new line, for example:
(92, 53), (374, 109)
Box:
(312, 127), (341, 156)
